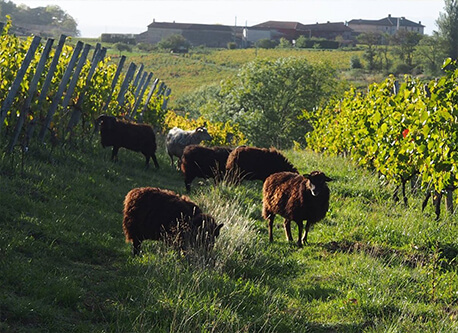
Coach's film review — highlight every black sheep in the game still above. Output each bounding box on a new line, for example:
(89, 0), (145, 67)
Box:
(97, 115), (159, 169)
(225, 146), (298, 183)
(262, 171), (332, 247)
(181, 145), (233, 192)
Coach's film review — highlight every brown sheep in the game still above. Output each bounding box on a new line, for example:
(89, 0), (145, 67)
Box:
(96, 115), (159, 169)
(123, 187), (223, 256)
(225, 146), (298, 183)
(262, 171), (332, 247)
(181, 145), (233, 192)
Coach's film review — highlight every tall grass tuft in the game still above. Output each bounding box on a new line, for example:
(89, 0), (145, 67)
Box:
(131, 183), (289, 332)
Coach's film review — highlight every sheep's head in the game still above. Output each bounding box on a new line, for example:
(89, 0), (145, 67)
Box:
(305, 171), (332, 197)
(195, 124), (212, 142)
(97, 114), (117, 130)
(191, 213), (223, 249)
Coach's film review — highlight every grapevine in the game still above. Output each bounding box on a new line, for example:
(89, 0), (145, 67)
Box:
(307, 59), (458, 206)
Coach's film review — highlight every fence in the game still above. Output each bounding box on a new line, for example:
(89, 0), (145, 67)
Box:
(0, 24), (171, 153)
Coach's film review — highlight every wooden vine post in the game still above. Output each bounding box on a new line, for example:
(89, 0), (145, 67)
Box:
(102, 55), (126, 112)
(0, 35), (42, 136)
(116, 62), (137, 113)
(66, 46), (107, 135)
(38, 41), (84, 142)
(130, 72), (153, 120)
(8, 38), (54, 152)
(139, 78), (159, 122)
(26, 34), (67, 141)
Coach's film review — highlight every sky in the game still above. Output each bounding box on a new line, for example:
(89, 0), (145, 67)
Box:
(8, 0), (446, 37)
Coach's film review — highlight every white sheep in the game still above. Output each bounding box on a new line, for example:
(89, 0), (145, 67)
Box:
(165, 125), (212, 169)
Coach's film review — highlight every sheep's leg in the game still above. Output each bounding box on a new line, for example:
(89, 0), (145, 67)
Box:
(152, 154), (160, 169)
(302, 221), (312, 245)
(283, 219), (293, 242)
(268, 214), (275, 243)
(296, 220), (304, 248)
(169, 154), (174, 167)
(111, 146), (119, 162)
(132, 239), (141, 256)
(184, 175), (194, 193)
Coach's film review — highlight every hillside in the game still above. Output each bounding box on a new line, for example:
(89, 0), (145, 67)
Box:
(118, 47), (367, 105)
(1, 138), (457, 332)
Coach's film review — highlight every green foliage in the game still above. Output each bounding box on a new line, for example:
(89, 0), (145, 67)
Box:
(114, 42), (132, 55)
(414, 33), (447, 76)
(137, 42), (156, 52)
(358, 32), (383, 70)
(226, 42), (236, 50)
(255, 38), (278, 49)
(307, 59), (458, 195)
(1, 143), (457, 332)
(294, 37), (340, 50)
(391, 30), (423, 67)
(277, 37), (292, 49)
(0, 25), (164, 148)
(210, 57), (339, 148)
(436, 0), (458, 60)
(0, 1), (79, 36)
(294, 35), (308, 48)
(157, 34), (190, 52)
(350, 55), (363, 69)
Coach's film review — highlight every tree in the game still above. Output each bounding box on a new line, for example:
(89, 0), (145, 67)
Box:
(357, 32), (383, 70)
(210, 57), (338, 148)
(0, 1), (79, 36)
(114, 42), (132, 55)
(295, 35), (308, 48)
(157, 34), (190, 52)
(414, 32), (447, 75)
(436, 0), (458, 60)
(391, 30), (423, 67)
(255, 38), (278, 49)
(277, 37), (292, 48)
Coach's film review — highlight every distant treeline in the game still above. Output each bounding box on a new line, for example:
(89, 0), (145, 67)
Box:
(0, 0), (79, 37)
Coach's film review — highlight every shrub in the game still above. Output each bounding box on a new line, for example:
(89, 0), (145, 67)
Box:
(163, 111), (247, 146)
(350, 55), (363, 69)
(227, 42), (237, 50)
(255, 39), (278, 49)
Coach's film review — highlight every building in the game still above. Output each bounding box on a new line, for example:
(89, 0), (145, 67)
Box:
(136, 20), (235, 48)
(300, 22), (353, 41)
(348, 14), (424, 36)
(250, 21), (308, 41)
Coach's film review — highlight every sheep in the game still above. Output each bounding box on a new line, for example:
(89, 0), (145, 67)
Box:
(181, 145), (233, 192)
(96, 115), (159, 169)
(122, 187), (223, 256)
(225, 146), (298, 183)
(165, 125), (212, 169)
(262, 171), (332, 247)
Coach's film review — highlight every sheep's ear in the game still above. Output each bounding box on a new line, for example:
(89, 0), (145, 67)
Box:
(324, 175), (333, 182)
(303, 173), (310, 179)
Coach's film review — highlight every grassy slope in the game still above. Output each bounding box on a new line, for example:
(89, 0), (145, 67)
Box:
(1, 138), (457, 332)
(120, 48), (366, 105)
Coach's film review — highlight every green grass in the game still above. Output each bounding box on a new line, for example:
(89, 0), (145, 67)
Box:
(110, 47), (365, 106)
(0, 138), (457, 332)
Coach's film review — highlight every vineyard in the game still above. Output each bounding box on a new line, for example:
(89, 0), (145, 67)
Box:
(0, 19), (169, 154)
(307, 58), (458, 215)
